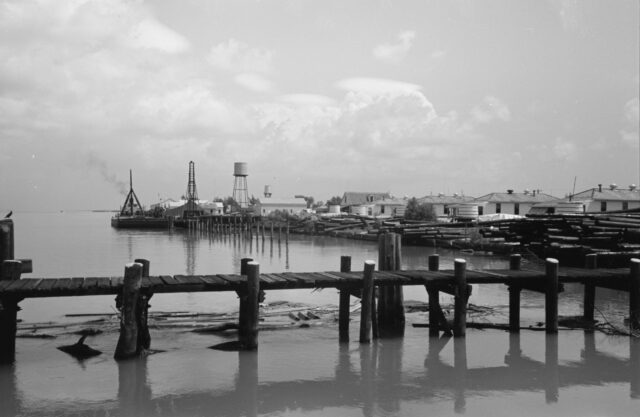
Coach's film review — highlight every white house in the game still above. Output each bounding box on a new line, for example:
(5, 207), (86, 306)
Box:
(417, 194), (476, 220)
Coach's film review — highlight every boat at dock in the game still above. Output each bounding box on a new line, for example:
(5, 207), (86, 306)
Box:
(110, 170), (169, 229)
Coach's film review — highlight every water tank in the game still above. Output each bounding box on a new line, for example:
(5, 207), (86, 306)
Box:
(456, 204), (478, 219)
(264, 185), (272, 197)
(234, 162), (248, 176)
(328, 205), (341, 214)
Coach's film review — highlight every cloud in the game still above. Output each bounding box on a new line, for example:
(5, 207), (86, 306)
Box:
(234, 73), (274, 93)
(553, 137), (577, 161)
(470, 96), (511, 124)
(373, 30), (415, 63)
(279, 94), (336, 107)
(336, 77), (422, 95)
(620, 97), (639, 147)
(372, 30), (416, 64)
(126, 18), (190, 53)
(207, 39), (273, 73)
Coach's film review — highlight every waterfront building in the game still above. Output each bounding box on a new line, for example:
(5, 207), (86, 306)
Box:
(341, 191), (391, 213)
(564, 183), (640, 212)
(255, 197), (307, 216)
(475, 189), (558, 216)
(417, 194), (476, 220)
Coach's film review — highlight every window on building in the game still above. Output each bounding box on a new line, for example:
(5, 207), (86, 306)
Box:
(623, 201), (629, 210)
(495, 203), (501, 213)
(478, 206), (483, 215)
(381, 205), (385, 214)
(514, 203), (520, 215)
(601, 201), (607, 212)
(444, 206), (450, 215)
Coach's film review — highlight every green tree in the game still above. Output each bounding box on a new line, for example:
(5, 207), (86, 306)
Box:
(404, 198), (436, 221)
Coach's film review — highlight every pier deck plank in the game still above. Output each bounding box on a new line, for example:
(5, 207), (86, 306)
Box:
(2, 267), (635, 299)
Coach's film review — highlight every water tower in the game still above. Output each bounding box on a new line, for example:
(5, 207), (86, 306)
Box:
(232, 162), (249, 208)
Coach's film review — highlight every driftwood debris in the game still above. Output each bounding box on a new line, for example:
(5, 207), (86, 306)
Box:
(57, 335), (102, 359)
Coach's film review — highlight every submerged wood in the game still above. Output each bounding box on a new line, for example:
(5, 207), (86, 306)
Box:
(57, 335), (102, 359)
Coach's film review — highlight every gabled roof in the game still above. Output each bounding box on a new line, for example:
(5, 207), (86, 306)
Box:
(569, 187), (640, 202)
(341, 192), (391, 206)
(418, 195), (475, 205)
(475, 192), (558, 204)
(373, 198), (407, 206)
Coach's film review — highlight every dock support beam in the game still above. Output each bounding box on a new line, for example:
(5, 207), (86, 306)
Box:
(630, 258), (640, 331)
(134, 258), (152, 352)
(0, 220), (20, 364)
(359, 261), (376, 343)
(338, 256), (351, 343)
(508, 254), (521, 333)
(239, 262), (260, 350)
(453, 259), (467, 337)
(545, 258), (559, 334)
(115, 262), (143, 360)
(583, 254), (597, 323)
(377, 232), (405, 337)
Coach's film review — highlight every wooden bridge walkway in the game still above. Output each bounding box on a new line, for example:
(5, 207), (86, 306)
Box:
(0, 266), (635, 299)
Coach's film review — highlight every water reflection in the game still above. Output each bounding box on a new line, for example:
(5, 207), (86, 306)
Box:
(2, 332), (639, 417)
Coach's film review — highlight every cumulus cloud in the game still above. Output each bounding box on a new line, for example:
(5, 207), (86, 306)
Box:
(373, 30), (416, 63)
(207, 39), (273, 73)
(470, 96), (511, 124)
(126, 18), (190, 53)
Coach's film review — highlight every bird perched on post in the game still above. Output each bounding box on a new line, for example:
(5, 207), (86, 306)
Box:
(4, 211), (11, 218)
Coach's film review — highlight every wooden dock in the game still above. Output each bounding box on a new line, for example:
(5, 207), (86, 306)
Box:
(1, 218), (639, 363)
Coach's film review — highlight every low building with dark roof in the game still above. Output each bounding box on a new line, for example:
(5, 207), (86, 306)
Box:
(566, 183), (640, 212)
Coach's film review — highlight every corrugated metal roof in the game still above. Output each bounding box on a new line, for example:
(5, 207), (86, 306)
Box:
(570, 187), (640, 202)
(475, 192), (558, 203)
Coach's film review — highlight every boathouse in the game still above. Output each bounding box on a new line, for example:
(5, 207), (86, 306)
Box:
(475, 189), (558, 216)
(341, 192), (391, 214)
(566, 184), (640, 212)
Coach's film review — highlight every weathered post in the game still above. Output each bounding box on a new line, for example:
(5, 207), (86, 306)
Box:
(0, 220), (20, 364)
(270, 222), (274, 243)
(377, 232), (405, 337)
(453, 259), (467, 337)
(239, 262), (260, 350)
(115, 262), (143, 360)
(238, 257), (253, 341)
(629, 258), (640, 331)
(583, 254), (597, 323)
(134, 258), (152, 352)
(360, 261), (376, 343)
(508, 254), (521, 333)
(0, 260), (21, 364)
(339, 256), (352, 343)
(545, 258), (559, 334)
(427, 254), (441, 337)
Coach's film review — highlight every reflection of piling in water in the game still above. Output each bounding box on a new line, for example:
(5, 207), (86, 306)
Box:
(117, 357), (152, 416)
(631, 338), (640, 399)
(545, 334), (559, 403)
(454, 337), (467, 413)
(236, 351), (258, 417)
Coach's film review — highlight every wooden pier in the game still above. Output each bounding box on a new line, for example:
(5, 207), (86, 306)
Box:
(1, 218), (639, 363)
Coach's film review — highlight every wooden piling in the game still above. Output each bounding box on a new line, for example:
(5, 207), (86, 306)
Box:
(453, 259), (467, 337)
(238, 257), (253, 341)
(377, 233), (404, 337)
(0, 260), (21, 364)
(583, 254), (597, 323)
(508, 254), (521, 333)
(426, 254), (440, 337)
(629, 258), (640, 331)
(359, 261), (376, 344)
(0, 220), (19, 364)
(545, 258), (559, 334)
(239, 262), (260, 350)
(338, 256), (352, 343)
(134, 258), (151, 351)
(114, 262), (143, 360)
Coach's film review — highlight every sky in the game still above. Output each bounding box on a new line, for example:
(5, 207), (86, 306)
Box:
(1, 0), (638, 211)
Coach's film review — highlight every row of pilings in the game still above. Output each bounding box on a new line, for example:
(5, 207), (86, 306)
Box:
(185, 215), (290, 244)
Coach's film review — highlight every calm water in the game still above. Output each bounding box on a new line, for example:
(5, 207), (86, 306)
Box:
(2, 212), (639, 417)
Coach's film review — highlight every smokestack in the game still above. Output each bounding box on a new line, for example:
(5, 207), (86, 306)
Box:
(598, 184), (602, 192)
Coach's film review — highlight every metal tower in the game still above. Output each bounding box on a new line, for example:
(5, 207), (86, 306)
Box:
(120, 170), (143, 216)
(232, 162), (249, 208)
(184, 161), (200, 217)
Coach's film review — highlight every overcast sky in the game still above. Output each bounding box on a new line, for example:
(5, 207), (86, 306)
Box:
(1, 0), (638, 211)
